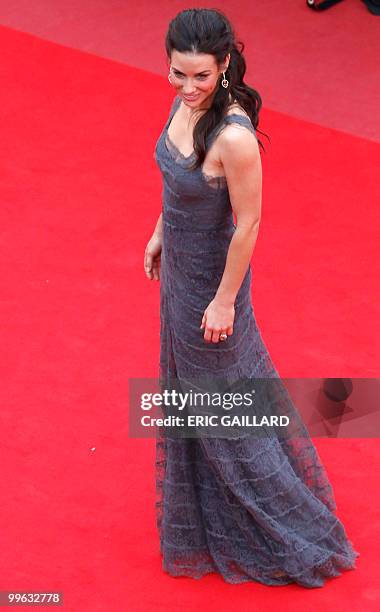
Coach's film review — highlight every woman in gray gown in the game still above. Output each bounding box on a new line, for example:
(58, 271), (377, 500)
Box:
(144, 8), (359, 588)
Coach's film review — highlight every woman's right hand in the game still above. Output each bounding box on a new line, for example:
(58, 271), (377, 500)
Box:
(144, 233), (162, 281)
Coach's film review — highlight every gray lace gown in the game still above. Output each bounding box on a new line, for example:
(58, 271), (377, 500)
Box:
(153, 94), (359, 588)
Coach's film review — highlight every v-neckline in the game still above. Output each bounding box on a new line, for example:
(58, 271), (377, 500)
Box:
(165, 131), (196, 162)
(165, 97), (252, 163)
(165, 99), (197, 161)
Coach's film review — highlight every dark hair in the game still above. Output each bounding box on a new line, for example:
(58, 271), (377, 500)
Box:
(165, 8), (270, 170)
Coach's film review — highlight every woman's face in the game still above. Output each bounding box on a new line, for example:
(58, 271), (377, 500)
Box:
(168, 50), (230, 108)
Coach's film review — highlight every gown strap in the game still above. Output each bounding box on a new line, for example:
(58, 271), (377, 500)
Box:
(222, 113), (257, 138)
(206, 113), (258, 150)
(166, 95), (257, 147)
(165, 95), (182, 128)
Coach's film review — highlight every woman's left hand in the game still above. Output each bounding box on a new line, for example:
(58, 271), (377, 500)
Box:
(200, 297), (235, 343)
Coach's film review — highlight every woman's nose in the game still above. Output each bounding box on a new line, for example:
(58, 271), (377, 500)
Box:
(182, 79), (197, 92)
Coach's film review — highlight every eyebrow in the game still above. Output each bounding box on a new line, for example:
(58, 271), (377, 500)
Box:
(171, 67), (211, 75)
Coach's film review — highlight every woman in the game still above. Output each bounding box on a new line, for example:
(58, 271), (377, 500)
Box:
(144, 8), (359, 587)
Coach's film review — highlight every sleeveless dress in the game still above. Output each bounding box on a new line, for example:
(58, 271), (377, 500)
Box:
(153, 94), (359, 588)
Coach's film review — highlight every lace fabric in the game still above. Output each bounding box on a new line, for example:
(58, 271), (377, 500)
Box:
(153, 95), (359, 587)
(162, 101), (257, 191)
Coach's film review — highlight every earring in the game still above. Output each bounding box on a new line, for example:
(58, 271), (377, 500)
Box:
(221, 71), (229, 88)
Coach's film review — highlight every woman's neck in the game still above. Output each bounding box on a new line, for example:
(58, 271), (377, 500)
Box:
(182, 93), (235, 122)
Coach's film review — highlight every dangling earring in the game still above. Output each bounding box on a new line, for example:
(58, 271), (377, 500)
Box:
(221, 70), (229, 88)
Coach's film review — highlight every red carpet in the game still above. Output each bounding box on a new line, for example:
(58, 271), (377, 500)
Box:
(0, 24), (379, 611)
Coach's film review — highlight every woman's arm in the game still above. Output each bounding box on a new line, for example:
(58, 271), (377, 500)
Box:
(215, 126), (262, 305)
(153, 212), (163, 239)
(144, 213), (163, 281)
(215, 224), (260, 306)
(200, 126), (262, 342)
